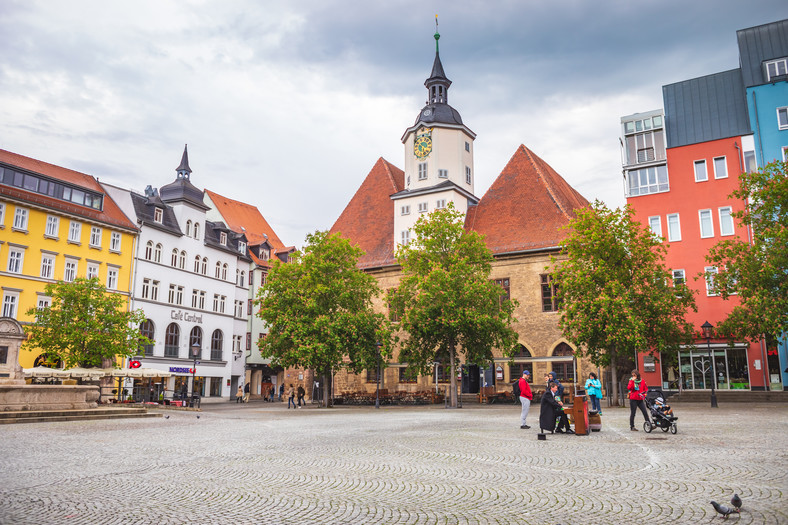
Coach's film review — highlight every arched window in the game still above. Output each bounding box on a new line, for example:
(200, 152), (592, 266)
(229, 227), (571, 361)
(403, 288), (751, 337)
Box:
(179, 250), (186, 269)
(193, 222), (200, 240)
(194, 255), (201, 273)
(240, 271), (245, 287)
(190, 326), (202, 358)
(201, 257), (208, 275)
(550, 343), (575, 384)
(145, 241), (153, 260)
(164, 323), (179, 357)
(509, 344), (532, 379)
(222, 263), (228, 280)
(171, 248), (179, 267)
(186, 220), (192, 237)
(139, 319), (155, 356)
(154, 243), (162, 263)
(211, 329), (223, 361)
(236, 269), (240, 285)
(215, 261), (222, 278)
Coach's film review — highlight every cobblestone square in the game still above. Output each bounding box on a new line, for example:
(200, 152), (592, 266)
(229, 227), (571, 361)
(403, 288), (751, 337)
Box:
(1, 402), (786, 524)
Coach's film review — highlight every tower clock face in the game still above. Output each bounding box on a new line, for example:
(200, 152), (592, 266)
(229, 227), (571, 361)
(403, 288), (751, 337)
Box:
(414, 129), (433, 159)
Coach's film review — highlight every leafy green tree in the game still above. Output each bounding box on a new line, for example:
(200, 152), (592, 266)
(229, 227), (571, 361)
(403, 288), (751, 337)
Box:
(551, 201), (697, 403)
(705, 160), (787, 341)
(256, 231), (393, 407)
(23, 278), (149, 369)
(389, 204), (518, 408)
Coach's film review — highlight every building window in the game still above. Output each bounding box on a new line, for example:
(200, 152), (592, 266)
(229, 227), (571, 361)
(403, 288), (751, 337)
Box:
(213, 294), (220, 312)
(220, 295), (226, 313)
(194, 256), (201, 273)
(0, 202), (4, 225)
(164, 323), (179, 357)
(246, 332), (252, 351)
(466, 166), (471, 184)
(222, 263), (228, 280)
(139, 319), (155, 356)
(766, 58), (788, 81)
(169, 284), (183, 305)
(154, 244), (162, 263)
(438, 169), (448, 179)
(198, 290), (205, 309)
(142, 278), (152, 299)
(40, 254), (54, 279)
(86, 262), (99, 279)
(110, 232), (121, 252)
(541, 274), (560, 312)
(694, 160), (707, 182)
(90, 227), (102, 248)
(193, 222), (200, 240)
(713, 156), (727, 179)
(179, 250), (186, 270)
(401, 230), (410, 246)
(719, 207), (734, 236)
(699, 209), (714, 238)
(648, 216), (662, 239)
(7, 248), (24, 274)
(705, 266), (718, 296)
(185, 220), (192, 237)
(64, 259), (77, 282)
(366, 367), (380, 383)
(667, 213), (681, 242)
(220, 232), (227, 246)
(672, 269), (685, 286)
(239, 271), (245, 287)
(2, 292), (19, 318)
(45, 216), (59, 237)
(171, 249), (179, 267)
(418, 202), (428, 214)
(627, 165), (669, 196)
(465, 141), (470, 152)
(154, 207), (163, 223)
(398, 367), (417, 383)
(191, 289), (199, 308)
(494, 278), (511, 305)
(550, 343), (575, 384)
(215, 262), (221, 278)
(238, 241), (246, 254)
(13, 207), (29, 230)
(401, 205), (410, 215)
(248, 298), (253, 316)
(436, 199), (446, 209)
(777, 107), (788, 130)
(418, 162), (428, 180)
(190, 327), (202, 357)
(211, 330), (223, 361)
(37, 295), (52, 312)
(201, 257), (208, 275)
(145, 241), (153, 260)
(68, 221), (81, 243)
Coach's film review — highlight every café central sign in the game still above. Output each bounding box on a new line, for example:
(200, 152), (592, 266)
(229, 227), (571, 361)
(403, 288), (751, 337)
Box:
(170, 309), (203, 324)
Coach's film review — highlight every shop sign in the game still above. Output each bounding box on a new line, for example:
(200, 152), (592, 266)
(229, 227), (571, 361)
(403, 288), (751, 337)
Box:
(495, 366), (503, 380)
(169, 366), (192, 374)
(129, 360), (142, 369)
(170, 309), (203, 324)
(643, 356), (656, 373)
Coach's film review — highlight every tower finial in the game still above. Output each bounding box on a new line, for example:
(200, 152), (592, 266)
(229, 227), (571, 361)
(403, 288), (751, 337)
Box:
(434, 15), (440, 53)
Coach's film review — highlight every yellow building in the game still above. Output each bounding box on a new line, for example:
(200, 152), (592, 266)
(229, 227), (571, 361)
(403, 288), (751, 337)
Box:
(0, 149), (139, 368)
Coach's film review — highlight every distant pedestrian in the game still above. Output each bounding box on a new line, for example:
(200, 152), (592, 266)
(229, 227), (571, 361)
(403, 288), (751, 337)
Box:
(287, 384), (295, 409)
(236, 385), (244, 403)
(269, 386), (275, 402)
(243, 382), (250, 403)
(585, 372), (602, 414)
(297, 385), (305, 407)
(517, 370), (533, 429)
(627, 369), (649, 431)
(279, 383), (284, 402)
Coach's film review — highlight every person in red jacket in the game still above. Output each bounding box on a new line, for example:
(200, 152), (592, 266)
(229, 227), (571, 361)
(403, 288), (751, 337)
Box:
(627, 369), (650, 431)
(518, 370), (534, 429)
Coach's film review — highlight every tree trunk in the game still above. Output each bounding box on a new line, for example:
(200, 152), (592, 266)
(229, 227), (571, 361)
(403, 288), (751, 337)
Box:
(322, 368), (331, 408)
(448, 338), (458, 408)
(609, 348), (620, 407)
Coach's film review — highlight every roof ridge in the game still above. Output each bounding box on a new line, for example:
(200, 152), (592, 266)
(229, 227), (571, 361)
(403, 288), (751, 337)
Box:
(520, 145), (571, 220)
(380, 157), (401, 193)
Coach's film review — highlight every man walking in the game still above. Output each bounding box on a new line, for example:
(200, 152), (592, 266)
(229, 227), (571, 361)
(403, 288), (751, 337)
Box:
(518, 370), (533, 429)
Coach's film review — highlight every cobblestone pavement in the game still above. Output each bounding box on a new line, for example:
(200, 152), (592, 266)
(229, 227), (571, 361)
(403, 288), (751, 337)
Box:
(1, 402), (786, 524)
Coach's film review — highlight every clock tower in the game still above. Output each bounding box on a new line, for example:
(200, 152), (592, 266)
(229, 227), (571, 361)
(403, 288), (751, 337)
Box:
(393, 26), (478, 248)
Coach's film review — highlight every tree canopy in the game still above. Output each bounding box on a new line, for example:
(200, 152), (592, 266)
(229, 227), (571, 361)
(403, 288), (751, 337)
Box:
(23, 277), (149, 369)
(551, 201), (697, 402)
(256, 230), (393, 406)
(705, 160), (788, 341)
(389, 204), (518, 408)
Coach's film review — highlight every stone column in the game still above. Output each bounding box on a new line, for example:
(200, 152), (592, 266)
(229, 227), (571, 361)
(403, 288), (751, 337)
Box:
(0, 318), (26, 385)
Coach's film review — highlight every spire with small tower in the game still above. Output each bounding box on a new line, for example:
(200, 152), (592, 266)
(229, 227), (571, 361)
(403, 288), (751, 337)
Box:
(176, 144), (192, 180)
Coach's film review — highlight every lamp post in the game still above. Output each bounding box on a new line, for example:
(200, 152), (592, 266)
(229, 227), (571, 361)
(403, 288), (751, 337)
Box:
(190, 342), (200, 405)
(701, 321), (718, 408)
(434, 361), (440, 395)
(375, 342), (382, 409)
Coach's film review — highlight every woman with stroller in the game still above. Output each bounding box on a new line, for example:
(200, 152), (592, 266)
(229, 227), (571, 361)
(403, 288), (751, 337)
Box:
(627, 369), (650, 431)
(584, 372), (602, 415)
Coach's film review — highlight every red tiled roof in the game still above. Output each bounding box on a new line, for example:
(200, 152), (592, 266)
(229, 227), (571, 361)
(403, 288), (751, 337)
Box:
(465, 145), (589, 254)
(330, 158), (404, 269)
(0, 148), (138, 231)
(204, 189), (287, 250)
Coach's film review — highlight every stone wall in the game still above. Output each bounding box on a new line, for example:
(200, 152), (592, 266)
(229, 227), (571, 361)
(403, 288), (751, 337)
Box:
(0, 385), (100, 411)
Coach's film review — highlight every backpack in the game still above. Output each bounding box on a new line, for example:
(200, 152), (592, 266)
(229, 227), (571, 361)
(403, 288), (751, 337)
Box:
(512, 379), (520, 399)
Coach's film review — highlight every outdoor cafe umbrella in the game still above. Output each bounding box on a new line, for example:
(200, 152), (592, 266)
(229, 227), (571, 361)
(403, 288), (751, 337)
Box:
(23, 366), (68, 379)
(63, 367), (110, 380)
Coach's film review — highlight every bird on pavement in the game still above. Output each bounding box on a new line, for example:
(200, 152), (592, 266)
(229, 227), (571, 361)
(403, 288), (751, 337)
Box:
(711, 501), (740, 519)
(164, 415), (169, 419)
(196, 415), (200, 419)
(731, 494), (742, 510)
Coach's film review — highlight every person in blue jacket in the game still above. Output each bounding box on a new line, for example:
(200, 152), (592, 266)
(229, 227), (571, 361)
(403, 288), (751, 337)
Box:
(584, 372), (602, 415)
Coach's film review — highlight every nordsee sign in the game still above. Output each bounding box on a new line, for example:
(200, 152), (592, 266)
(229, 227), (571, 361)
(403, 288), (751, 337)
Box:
(170, 309), (203, 324)
(169, 367), (192, 373)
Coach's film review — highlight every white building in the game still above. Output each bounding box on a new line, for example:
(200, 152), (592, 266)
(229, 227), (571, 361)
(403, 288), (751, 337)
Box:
(104, 146), (250, 401)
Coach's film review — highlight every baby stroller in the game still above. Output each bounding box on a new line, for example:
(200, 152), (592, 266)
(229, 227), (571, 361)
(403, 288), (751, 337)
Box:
(643, 388), (678, 434)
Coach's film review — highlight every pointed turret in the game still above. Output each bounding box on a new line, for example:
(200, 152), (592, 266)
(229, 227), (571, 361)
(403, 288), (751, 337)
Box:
(425, 29), (451, 105)
(160, 145), (209, 210)
(176, 144), (192, 179)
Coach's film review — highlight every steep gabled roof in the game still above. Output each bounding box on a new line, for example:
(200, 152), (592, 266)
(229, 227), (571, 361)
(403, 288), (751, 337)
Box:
(465, 145), (588, 254)
(330, 157), (404, 269)
(204, 189), (287, 249)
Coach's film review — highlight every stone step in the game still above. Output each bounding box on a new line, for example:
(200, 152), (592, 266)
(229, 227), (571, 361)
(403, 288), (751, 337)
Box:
(0, 412), (161, 425)
(666, 390), (788, 403)
(0, 407), (149, 420)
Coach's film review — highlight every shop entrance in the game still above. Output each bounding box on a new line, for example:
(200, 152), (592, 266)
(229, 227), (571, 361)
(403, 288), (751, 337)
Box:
(677, 346), (750, 390)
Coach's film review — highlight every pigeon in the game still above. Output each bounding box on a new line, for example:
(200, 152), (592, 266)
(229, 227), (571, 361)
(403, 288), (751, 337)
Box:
(731, 494), (742, 510)
(196, 415), (200, 419)
(711, 501), (740, 519)
(164, 415), (170, 419)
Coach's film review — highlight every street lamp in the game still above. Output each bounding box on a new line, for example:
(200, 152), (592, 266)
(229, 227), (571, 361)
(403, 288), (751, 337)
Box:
(375, 342), (382, 409)
(701, 321), (718, 408)
(434, 361), (440, 395)
(190, 342), (200, 405)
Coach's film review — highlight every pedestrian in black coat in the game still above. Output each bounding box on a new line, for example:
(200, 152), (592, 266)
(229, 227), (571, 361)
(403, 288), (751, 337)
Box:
(540, 382), (562, 433)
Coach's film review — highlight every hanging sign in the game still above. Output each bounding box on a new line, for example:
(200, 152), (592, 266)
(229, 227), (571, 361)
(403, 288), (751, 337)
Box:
(129, 360), (142, 369)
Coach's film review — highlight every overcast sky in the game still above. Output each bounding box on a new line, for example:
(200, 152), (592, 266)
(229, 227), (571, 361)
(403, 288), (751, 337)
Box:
(1, 1), (786, 247)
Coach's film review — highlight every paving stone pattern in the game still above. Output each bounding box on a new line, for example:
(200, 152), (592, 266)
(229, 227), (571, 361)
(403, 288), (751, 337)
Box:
(0, 402), (786, 524)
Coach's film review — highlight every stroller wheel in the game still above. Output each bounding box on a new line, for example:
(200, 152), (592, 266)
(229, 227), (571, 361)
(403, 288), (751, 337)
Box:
(661, 424), (669, 432)
(643, 420), (653, 433)
(670, 424), (677, 435)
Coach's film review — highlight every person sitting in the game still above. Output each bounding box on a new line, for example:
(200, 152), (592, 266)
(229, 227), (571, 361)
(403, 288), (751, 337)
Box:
(654, 396), (673, 416)
(540, 381), (562, 434)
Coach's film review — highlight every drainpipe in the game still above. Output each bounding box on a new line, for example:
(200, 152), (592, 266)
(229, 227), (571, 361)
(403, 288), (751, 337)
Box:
(752, 92), (765, 167)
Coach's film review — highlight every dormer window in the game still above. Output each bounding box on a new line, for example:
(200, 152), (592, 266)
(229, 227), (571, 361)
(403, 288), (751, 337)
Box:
(260, 248), (270, 260)
(154, 208), (163, 223)
(238, 241), (246, 254)
(766, 58), (788, 81)
(220, 232), (227, 245)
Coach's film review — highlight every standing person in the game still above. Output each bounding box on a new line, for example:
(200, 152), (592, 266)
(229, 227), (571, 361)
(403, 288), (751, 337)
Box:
(279, 383), (284, 402)
(585, 372), (603, 415)
(243, 382), (250, 403)
(297, 385), (305, 407)
(269, 386), (275, 403)
(627, 369), (650, 431)
(539, 381), (562, 434)
(236, 385), (244, 403)
(517, 370), (533, 429)
(287, 384), (295, 409)
(548, 371), (564, 398)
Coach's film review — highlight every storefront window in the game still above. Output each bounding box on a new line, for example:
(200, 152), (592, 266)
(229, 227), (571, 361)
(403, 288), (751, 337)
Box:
(678, 347), (749, 390)
(210, 377), (222, 396)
